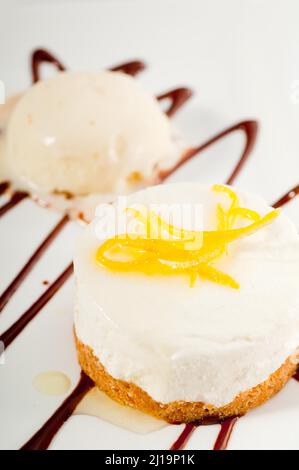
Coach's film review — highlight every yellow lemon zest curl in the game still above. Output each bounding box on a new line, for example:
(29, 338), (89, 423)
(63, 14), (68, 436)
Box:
(96, 185), (280, 288)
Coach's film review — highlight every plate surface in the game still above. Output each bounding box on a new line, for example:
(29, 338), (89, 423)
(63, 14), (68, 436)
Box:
(0, 0), (299, 450)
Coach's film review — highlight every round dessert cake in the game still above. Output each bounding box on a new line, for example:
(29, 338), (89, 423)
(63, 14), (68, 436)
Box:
(74, 183), (299, 423)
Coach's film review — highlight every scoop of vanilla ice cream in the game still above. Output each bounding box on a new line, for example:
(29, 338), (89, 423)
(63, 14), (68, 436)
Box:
(4, 71), (181, 197)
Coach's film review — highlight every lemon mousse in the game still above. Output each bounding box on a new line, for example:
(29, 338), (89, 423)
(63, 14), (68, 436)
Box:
(74, 183), (299, 422)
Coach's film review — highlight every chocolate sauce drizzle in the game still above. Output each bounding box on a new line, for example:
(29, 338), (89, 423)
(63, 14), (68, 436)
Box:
(21, 371), (94, 450)
(213, 417), (238, 450)
(109, 60), (146, 77)
(157, 87), (193, 117)
(0, 215), (69, 313)
(169, 416), (239, 451)
(0, 191), (27, 219)
(273, 184), (299, 209)
(0, 262), (73, 348)
(31, 48), (146, 83)
(159, 120), (258, 186)
(170, 423), (196, 450)
(0, 181), (9, 196)
(32, 49), (65, 83)
(293, 368), (299, 382)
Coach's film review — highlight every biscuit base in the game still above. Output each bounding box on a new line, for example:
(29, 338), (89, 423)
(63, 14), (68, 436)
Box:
(75, 334), (297, 424)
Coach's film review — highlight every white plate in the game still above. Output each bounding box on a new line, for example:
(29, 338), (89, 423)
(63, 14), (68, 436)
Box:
(0, 0), (299, 450)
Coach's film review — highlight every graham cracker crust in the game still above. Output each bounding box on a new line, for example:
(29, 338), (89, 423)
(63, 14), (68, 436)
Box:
(75, 333), (297, 424)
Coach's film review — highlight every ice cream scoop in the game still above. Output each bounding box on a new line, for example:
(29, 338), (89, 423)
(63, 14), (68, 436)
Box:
(2, 71), (183, 206)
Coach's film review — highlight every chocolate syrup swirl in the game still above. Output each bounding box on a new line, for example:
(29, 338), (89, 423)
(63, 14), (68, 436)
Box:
(157, 87), (193, 117)
(293, 368), (299, 382)
(21, 371), (94, 450)
(159, 120), (258, 186)
(170, 415), (238, 451)
(170, 423), (196, 450)
(0, 181), (9, 196)
(31, 48), (146, 83)
(0, 215), (69, 313)
(213, 417), (238, 450)
(0, 263), (73, 348)
(109, 60), (146, 77)
(0, 191), (27, 219)
(273, 184), (299, 209)
(32, 49), (65, 83)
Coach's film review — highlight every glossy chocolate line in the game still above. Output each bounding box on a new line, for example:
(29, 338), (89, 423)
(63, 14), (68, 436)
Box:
(293, 367), (299, 382)
(32, 49), (65, 83)
(272, 184), (299, 209)
(21, 371), (94, 450)
(0, 181), (9, 196)
(170, 423), (196, 450)
(0, 262), (73, 348)
(32, 48), (146, 83)
(213, 417), (238, 451)
(109, 60), (146, 77)
(159, 120), (258, 185)
(0, 191), (27, 219)
(225, 121), (258, 185)
(170, 415), (240, 450)
(0, 215), (69, 314)
(157, 87), (193, 117)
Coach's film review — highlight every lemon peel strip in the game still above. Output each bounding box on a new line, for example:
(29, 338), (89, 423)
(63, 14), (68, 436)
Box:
(96, 186), (280, 288)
